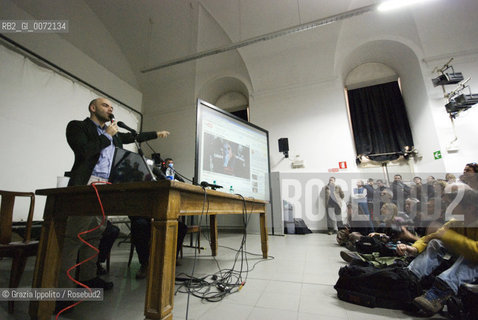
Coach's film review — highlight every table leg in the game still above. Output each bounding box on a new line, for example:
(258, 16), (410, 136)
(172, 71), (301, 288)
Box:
(144, 219), (178, 320)
(29, 197), (67, 320)
(259, 212), (268, 258)
(209, 215), (218, 256)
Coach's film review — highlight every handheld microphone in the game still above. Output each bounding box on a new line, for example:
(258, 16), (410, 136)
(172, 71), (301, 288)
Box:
(200, 181), (223, 189)
(117, 121), (137, 134)
(109, 114), (115, 122)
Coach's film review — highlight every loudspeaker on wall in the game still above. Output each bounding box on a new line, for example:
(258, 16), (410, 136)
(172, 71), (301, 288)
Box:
(278, 138), (289, 158)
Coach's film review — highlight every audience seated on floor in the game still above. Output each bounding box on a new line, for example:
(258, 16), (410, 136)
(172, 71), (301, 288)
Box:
(414, 197), (447, 237)
(395, 189), (478, 316)
(336, 202), (375, 249)
(340, 203), (419, 262)
(335, 162), (478, 316)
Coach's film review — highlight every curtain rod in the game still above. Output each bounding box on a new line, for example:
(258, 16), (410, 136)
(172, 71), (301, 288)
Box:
(0, 34), (144, 131)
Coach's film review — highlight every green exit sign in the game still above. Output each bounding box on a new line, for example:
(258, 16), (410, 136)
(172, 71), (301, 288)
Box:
(433, 151), (442, 160)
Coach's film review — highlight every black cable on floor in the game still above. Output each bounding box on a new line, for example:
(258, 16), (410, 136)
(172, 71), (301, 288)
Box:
(176, 193), (273, 304)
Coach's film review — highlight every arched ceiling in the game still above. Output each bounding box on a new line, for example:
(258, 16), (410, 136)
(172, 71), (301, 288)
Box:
(6, 0), (478, 92)
(7, 0), (375, 85)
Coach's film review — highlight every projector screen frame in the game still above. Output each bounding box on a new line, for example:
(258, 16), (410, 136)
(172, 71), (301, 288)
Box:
(194, 98), (272, 202)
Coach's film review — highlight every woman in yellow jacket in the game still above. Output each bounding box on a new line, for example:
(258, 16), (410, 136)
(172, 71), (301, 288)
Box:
(396, 189), (478, 315)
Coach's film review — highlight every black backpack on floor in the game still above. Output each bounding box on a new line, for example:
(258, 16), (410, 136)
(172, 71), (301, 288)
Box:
(355, 236), (397, 256)
(294, 218), (312, 234)
(447, 283), (478, 320)
(334, 264), (421, 310)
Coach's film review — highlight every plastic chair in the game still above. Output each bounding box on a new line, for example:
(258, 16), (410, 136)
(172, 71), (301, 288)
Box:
(0, 190), (39, 313)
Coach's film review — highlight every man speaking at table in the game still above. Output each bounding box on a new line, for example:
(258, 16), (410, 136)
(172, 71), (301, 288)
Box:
(58, 97), (168, 310)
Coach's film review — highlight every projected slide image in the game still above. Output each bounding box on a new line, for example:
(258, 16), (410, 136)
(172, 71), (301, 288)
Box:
(202, 132), (250, 179)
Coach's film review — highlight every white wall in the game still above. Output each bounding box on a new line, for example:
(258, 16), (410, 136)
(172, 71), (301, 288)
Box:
(253, 80), (356, 173)
(0, 2), (143, 221)
(0, 0), (141, 105)
(0, 45), (142, 221)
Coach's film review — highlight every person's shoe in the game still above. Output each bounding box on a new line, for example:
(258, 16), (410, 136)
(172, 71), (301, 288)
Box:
(413, 284), (453, 315)
(80, 277), (114, 290)
(340, 250), (362, 263)
(96, 262), (107, 276)
(461, 282), (478, 294)
(136, 265), (148, 279)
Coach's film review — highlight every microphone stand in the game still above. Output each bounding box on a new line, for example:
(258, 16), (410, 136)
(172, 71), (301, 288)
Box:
(170, 167), (192, 183)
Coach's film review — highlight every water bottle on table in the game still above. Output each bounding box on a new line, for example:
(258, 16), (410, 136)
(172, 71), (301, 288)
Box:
(166, 166), (174, 180)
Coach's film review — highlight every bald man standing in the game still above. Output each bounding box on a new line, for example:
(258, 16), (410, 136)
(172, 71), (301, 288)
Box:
(57, 97), (168, 312)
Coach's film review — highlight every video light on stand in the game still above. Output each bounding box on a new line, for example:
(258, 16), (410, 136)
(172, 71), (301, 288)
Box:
(444, 77), (478, 118)
(432, 58), (464, 87)
(432, 72), (464, 87)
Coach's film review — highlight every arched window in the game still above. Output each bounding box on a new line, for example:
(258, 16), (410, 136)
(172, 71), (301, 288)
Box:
(345, 63), (414, 165)
(215, 91), (249, 121)
(198, 77), (249, 121)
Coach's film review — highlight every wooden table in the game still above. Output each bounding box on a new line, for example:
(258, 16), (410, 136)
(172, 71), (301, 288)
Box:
(29, 180), (268, 320)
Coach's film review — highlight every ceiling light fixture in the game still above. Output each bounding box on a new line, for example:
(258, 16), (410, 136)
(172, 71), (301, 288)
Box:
(377, 0), (435, 12)
(141, 4), (377, 73)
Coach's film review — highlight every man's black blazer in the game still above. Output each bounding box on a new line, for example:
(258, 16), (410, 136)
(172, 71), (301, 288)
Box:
(66, 118), (157, 186)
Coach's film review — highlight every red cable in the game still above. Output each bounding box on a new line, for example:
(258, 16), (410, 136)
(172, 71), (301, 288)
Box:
(56, 181), (110, 319)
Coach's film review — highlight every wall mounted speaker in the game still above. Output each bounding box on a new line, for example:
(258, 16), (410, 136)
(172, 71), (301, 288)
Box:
(278, 138), (289, 152)
(278, 138), (289, 158)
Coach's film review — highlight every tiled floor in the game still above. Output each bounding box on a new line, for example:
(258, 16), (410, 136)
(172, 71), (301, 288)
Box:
(0, 232), (447, 320)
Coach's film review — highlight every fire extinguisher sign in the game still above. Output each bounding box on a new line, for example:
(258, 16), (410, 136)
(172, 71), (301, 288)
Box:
(339, 161), (347, 169)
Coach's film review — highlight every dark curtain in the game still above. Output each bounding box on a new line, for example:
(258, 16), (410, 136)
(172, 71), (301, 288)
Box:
(232, 109), (248, 121)
(348, 81), (414, 162)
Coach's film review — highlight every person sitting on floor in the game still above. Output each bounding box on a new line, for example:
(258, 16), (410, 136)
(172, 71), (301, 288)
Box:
(336, 202), (369, 249)
(396, 189), (478, 316)
(414, 197), (447, 237)
(340, 203), (419, 262)
(371, 202), (419, 243)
